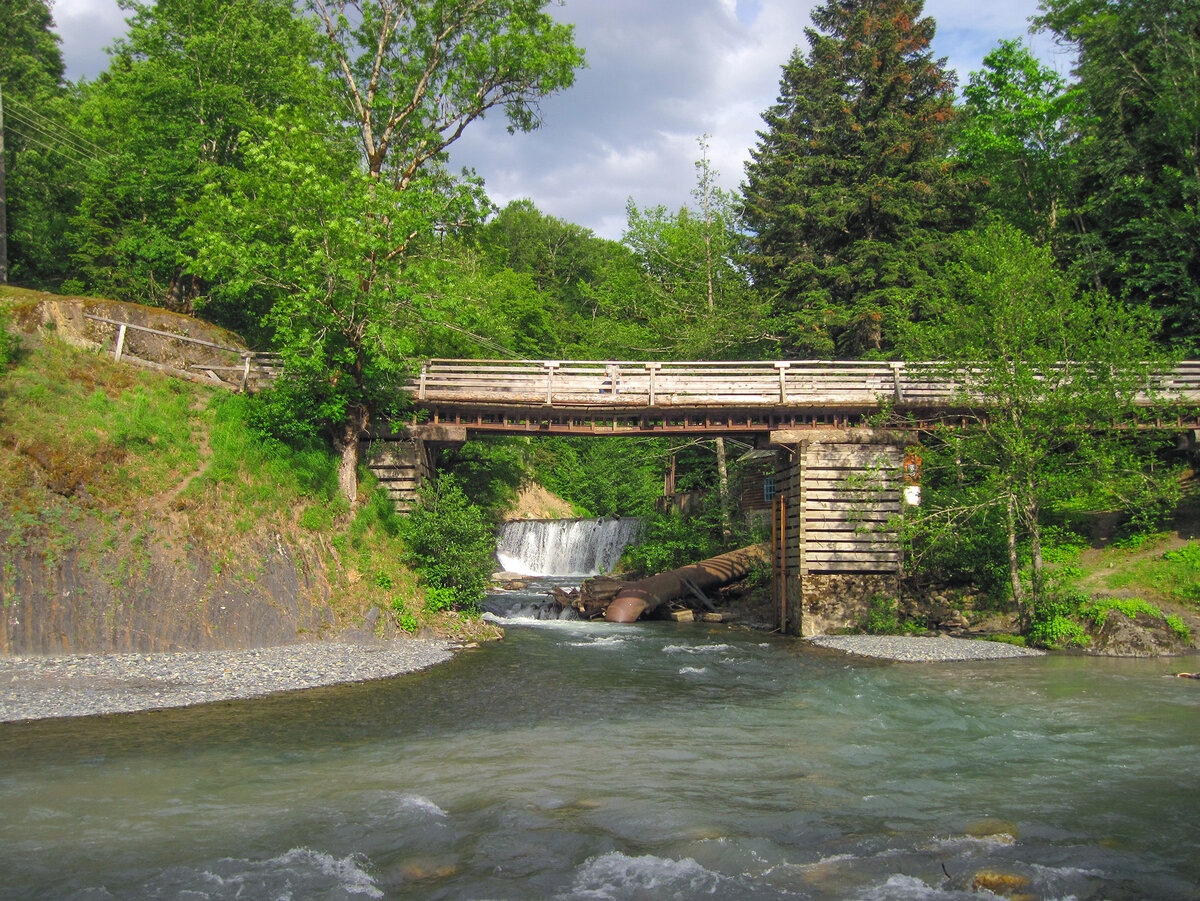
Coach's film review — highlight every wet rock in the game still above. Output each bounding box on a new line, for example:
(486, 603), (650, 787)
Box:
(970, 870), (1032, 899)
(503, 580), (529, 591)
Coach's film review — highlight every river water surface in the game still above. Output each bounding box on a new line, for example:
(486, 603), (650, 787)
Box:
(1, 616), (1197, 900)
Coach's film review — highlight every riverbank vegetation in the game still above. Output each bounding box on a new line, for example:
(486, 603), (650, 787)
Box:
(2, 0), (1199, 649)
(0, 327), (498, 648)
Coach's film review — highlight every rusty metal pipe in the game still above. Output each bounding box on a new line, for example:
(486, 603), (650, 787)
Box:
(604, 544), (770, 623)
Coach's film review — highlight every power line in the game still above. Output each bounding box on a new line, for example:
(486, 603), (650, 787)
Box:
(3, 94), (110, 160)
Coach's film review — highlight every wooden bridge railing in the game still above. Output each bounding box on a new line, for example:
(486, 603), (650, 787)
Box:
(412, 359), (1200, 409)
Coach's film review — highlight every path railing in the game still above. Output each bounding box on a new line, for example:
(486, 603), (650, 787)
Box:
(412, 359), (1200, 409)
(84, 314), (280, 391)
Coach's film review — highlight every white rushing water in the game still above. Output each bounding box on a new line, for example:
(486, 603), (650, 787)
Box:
(496, 517), (641, 576)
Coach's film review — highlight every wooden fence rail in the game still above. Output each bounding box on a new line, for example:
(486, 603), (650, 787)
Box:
(411, 358), (1200, 410)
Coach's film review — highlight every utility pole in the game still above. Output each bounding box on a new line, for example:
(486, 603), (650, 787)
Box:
(0, 82), (7, 284)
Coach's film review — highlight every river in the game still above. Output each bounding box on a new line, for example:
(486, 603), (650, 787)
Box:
(1, 614), (1197, 899)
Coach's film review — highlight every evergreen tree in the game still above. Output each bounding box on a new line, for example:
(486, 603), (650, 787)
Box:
(1036, 0), (1200, 346)
(741, 0), (966, 357)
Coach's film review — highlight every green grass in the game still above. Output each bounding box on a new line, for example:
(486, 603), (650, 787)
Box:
(0, 330), (498, 641)
(1100, 538), (1200, 605)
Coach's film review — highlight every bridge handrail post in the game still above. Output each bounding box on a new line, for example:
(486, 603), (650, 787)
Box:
(890, 361), (904, 404)
(418, 362), (428, 401)
(774, 362), (790, 403)
(544, 361), (560, 405)
(645, 362), (661, 406)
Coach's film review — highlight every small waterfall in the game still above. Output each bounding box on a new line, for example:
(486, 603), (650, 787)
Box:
(496, 517), (642, 577)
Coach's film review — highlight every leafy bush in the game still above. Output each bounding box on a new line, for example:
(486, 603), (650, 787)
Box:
(1027, 591), (1089, 649)
(399, 475), (496, 611)
(620, 506), (722, 575)
(861, 595), (901, 634)
(0, 307), (19, 368)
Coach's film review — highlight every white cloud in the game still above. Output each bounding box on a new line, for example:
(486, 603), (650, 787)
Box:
(50, 0), (1057, 239)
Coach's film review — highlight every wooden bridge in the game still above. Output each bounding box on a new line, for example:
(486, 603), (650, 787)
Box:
(410, 358), (1200, 435)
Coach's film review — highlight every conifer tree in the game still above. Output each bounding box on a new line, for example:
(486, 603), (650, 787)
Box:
(742, 0), (966, 357)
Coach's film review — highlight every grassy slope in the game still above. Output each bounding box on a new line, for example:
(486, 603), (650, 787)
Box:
(0, 321), (496, 652)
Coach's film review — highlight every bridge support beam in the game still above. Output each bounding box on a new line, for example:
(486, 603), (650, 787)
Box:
(770, 429), (911, 636)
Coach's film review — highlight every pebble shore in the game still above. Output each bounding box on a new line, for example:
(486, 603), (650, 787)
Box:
(0, 640), (454, 724)
(808, 634), (1046, 662)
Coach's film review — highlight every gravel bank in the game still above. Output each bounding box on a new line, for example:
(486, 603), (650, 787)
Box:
(808, 634), (1046, 662)
(0, 640), (455, 723)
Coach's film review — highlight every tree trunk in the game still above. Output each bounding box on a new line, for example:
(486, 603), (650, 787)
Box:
(1005, 491), (1027, 629)
(714, 437), (731, 539)
(332, 405), (369, 505)
(1026, 496), (1044, 604)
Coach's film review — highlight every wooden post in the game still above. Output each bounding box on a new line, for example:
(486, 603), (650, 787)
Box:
(645, 362), (661, 406)
(114, 323), (127, 362)
(777, 492), (787, 632)
(774, 362), (790, 403)
(418, 362), (428, 400)
(544, 361), (560, 405)
(890, 361), (904, 403)
(239, 355), (251, 392)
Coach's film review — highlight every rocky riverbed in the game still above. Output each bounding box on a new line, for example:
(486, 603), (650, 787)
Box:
(808, 634), (1046, 661)
(0, 640), (455, 723)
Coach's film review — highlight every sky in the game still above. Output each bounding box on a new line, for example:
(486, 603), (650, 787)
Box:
(48, 0), (1070, 241)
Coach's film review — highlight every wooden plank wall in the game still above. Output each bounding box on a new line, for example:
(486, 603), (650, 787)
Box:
(773, 439), (904, 633)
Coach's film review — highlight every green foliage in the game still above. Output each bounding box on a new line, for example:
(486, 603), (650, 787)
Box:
(0, 308), (20, 368)
(742, 0), (967, 356)
(1036, 0), (1200, 344)
(899, 222), (1174, 617)
(442, 439), (531, 512)
(399, 475), (496, 611)
(861, 595), (902, 635)
(0, 0), (79, 287)
(620, 507), (721, 576)
(70, 0), (328, 309)
(958, 39), (1080, 253)
(529, 437), (667, 517)
(1027, 592), (1090, 649)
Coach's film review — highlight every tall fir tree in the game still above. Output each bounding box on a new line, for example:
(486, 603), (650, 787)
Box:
(741, 0), (967, 358)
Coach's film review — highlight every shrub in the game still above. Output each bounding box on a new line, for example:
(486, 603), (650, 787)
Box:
(1027, 591), (1089, 649)
(399, 474), (495, 611)
(620, 506), (721, 575)
(0, 307), (19, 368)
(861, 595), (901, 634)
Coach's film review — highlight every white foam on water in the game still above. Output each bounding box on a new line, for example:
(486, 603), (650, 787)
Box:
(568, 636), (629, 648)
(139, 848), (383, 900)
(662, 644), (733, 655)
(563, 851), (722, 899)
(857, 873), (964, 900)
(679, 666), (708, 675)
(272, 849), (383, 898)
(394, 794), (447, 818)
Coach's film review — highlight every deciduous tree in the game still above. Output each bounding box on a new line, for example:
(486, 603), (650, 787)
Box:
(1036, 0), (1200, 344)
(900, 223), (1172, 626)
(958, 39), (1080, 254)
